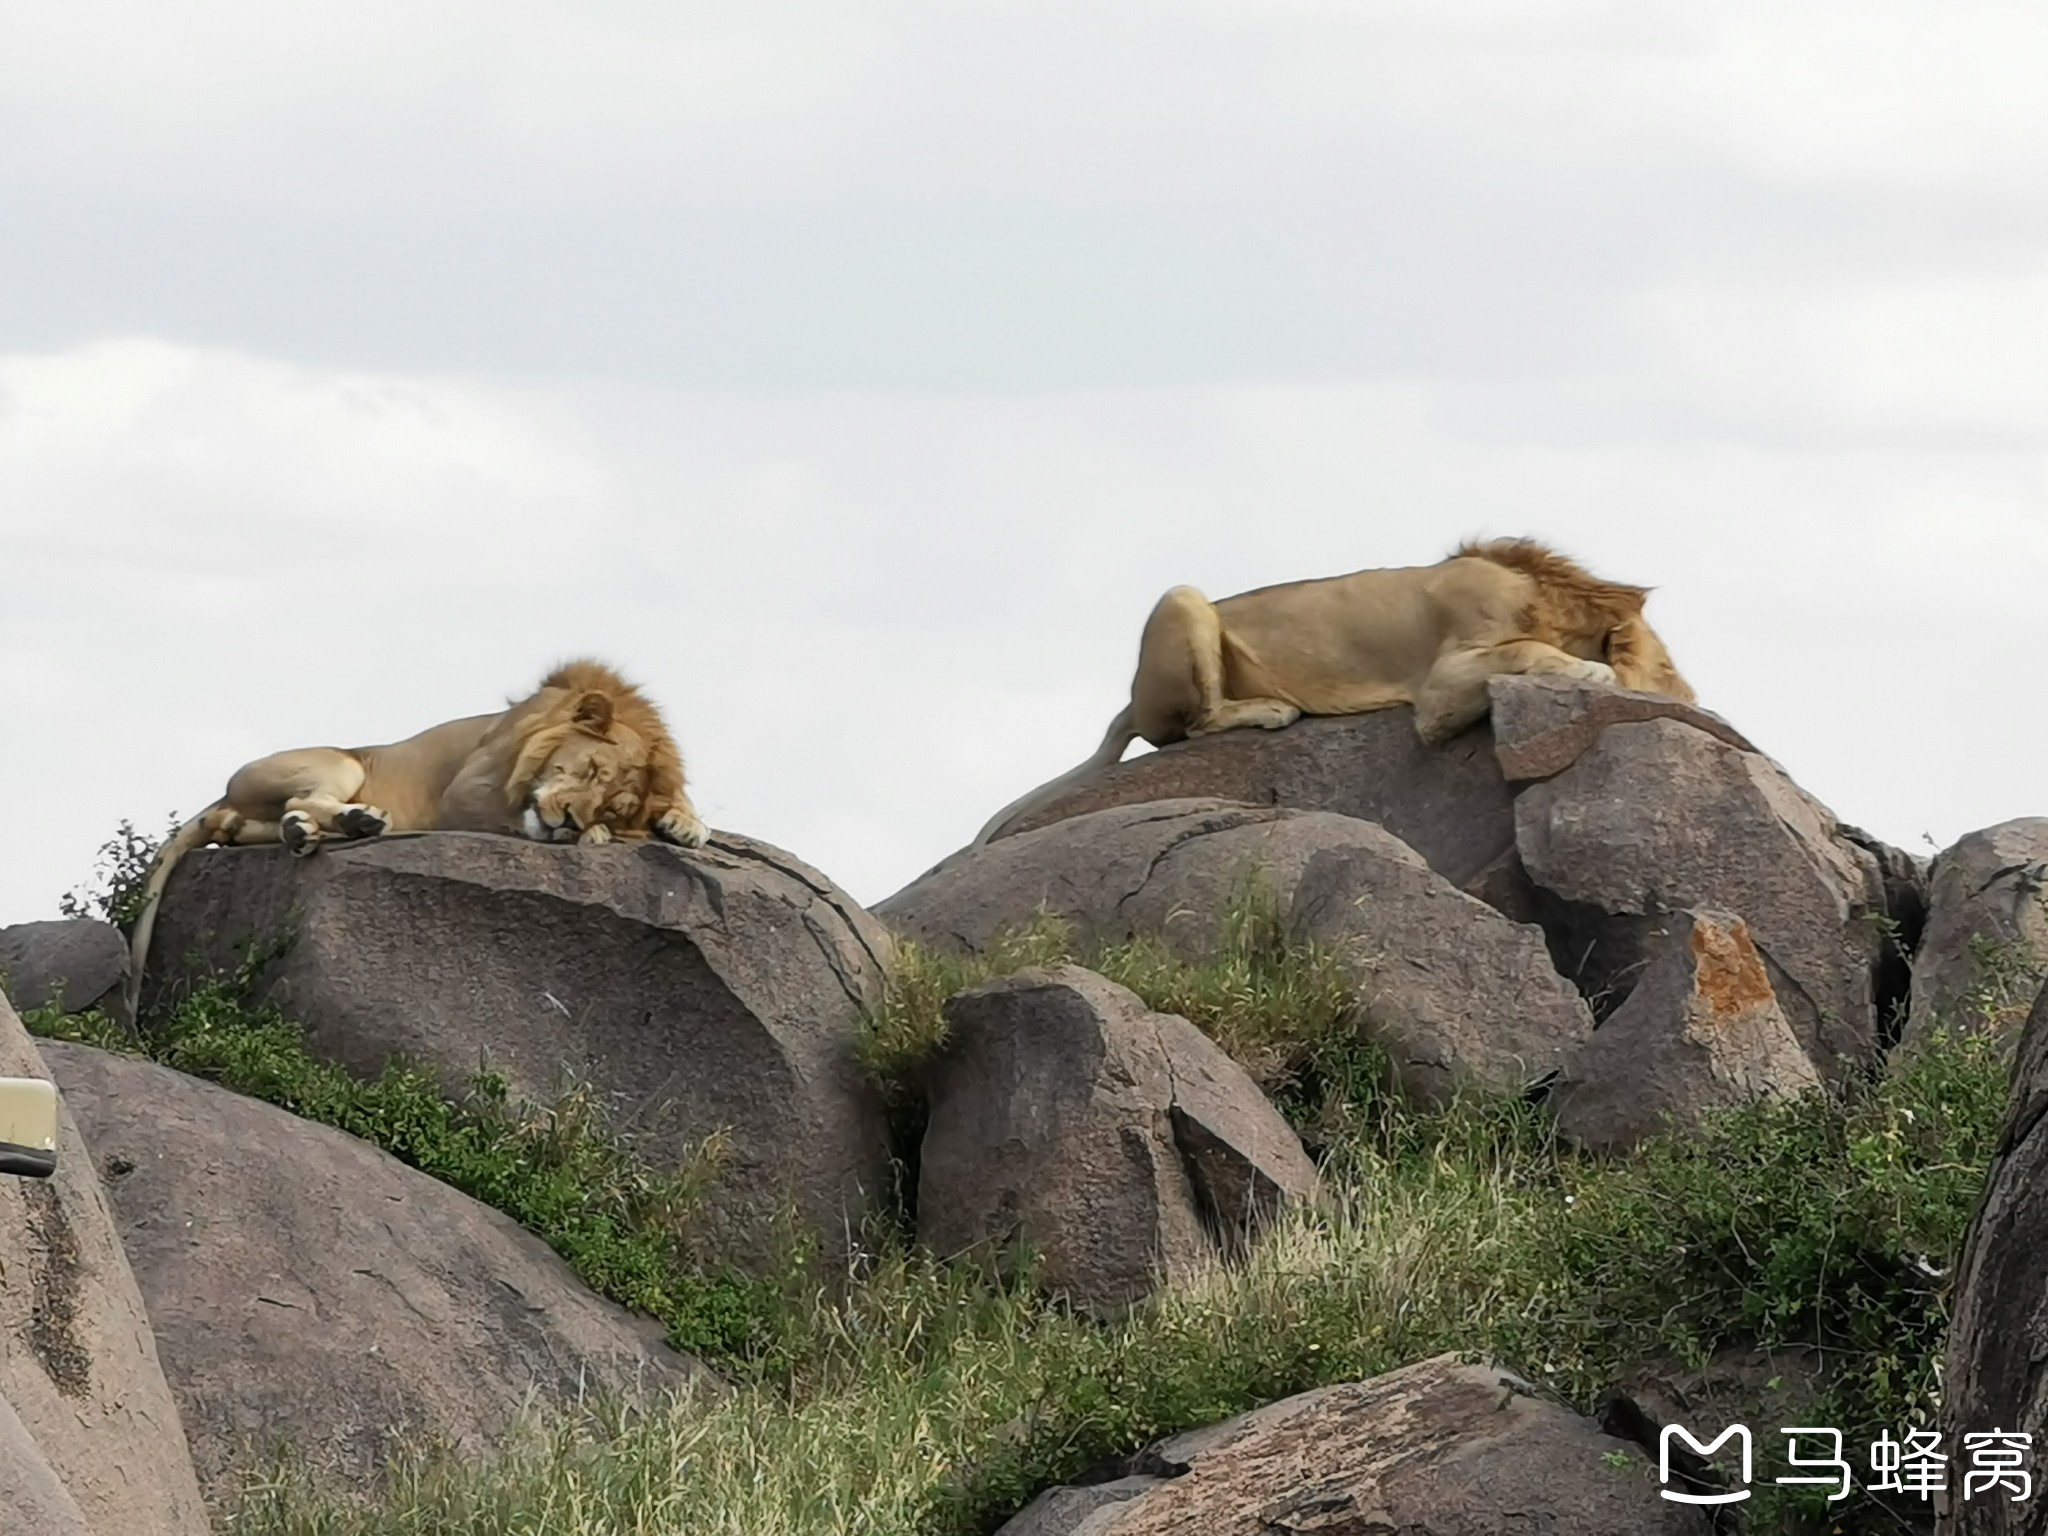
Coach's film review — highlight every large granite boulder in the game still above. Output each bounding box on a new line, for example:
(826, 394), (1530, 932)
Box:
(880, 799), (1485, 961)
(0, 991), (210, 1536)
(919, 966), (1316, 1314)
(1288, 832), (1596, 1106)
(42, 1039), (713, 1507)
(996, 1353), (1713, 1535)
(1514, 719), (1888, 1075)
(0, 1392), (93, 1536)
(1907, 818), (2048, 1046)
(976, 710), (1519, 893)
(0, 920), (128, 1017)
(1938, 976), (2048, 1536)
(1486, 673), (1759, 783)
(1551, 908), (1823, 1153)
(138, 830), (895, 1267)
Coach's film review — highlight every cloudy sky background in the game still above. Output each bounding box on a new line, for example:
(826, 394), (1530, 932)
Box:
(4, 0), (2046, 924)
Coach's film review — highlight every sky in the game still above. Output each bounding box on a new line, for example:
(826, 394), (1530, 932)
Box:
(4, 0), (2046, 925)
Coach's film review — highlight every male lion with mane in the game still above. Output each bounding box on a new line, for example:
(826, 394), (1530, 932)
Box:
(124, 659), (707, 1017)
(972, 536), (1694, 845)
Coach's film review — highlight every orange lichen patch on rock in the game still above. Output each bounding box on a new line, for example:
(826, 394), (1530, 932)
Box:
(1688, 914), (1778, 1018)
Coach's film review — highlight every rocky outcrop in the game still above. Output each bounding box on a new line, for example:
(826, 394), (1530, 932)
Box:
(1288, 833), (1596, 1106)
(979, 710), (1520, 892)
(1486, 673), (1758, 783)
(1937, 976), (2048, 1536)
(0, 920), (128, 1017)
(1551, 909), (1823, 1152)
(41, 1039), (713, 1508)
(919, 966), (1316, 1314)
(1515, 719), (1888, 1075)
(1907, 818), (2048, 1046)
(0, 1392), (93, 1536)
(881, 799), (1414, 960)
(0, 991), (211, 1536)
(996, 1353), (1713, 1535)
(138, 830), (894, 1267)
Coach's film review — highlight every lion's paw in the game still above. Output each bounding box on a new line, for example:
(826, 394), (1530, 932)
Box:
(338, 804), (390, 839)
(578, 823), (614, 846)
(1564, 659), (1618, 685)
(281, 810), (320, 857)
(655, 806), (709, 848)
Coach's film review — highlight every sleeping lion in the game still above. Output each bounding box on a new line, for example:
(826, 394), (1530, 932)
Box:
(972, 537), (1695, 845)
(124, 658), (708, 1016)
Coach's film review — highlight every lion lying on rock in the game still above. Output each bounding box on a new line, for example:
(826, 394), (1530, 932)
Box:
(973, 537), (1695, 845)
(125, 659), (707, 1016)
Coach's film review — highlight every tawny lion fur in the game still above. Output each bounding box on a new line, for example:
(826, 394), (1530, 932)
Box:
(125, 659), (707, 1018)
(972, 537), (1694, 846)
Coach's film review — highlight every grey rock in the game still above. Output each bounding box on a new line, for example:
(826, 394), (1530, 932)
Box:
(1005, 1353), (1712, 1535)
(0, 920), (128, 1016)
(918, 966), (1315, 1315)
(0, 993), (211, 1536)
(138, 830), (895, 1267)
(41, 1039), (714, 1508)
(1515, 718), (1887, 1076)
(1288, 832), (1596, 1107)
(1938, 977), (2048, 1536)
(880, 798), (1508, 963)
(1906, 818), (2048, 1046)
(1487, 673), (1758, 783)
(995, 1478), (1161, 1536)
(1552, 909), (1823, 1153)
(0, 1389), (94, 1536)
(973, 710), (1520, 892)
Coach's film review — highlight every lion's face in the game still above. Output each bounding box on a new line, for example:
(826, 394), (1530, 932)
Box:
(518, 713), (655, 843)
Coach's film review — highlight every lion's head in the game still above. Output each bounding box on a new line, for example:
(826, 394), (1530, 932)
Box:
(503, 662), (690, 844)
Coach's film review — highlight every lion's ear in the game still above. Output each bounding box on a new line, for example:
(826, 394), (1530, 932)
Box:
(572, 691), (614, 735)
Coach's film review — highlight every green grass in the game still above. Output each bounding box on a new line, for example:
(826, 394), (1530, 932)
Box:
(22, 886), (2013, 1535)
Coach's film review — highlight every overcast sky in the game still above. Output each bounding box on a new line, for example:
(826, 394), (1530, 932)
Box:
(4, 0), (2046, 926)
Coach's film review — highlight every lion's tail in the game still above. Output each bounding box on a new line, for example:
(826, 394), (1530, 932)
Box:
(122, 803), (224, 1025)
(968, 705), (1138, 850)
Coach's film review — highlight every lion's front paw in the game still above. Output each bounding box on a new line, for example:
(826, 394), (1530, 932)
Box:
(578, 823), (614, 846)
(1564, 659), (1618, 685)
(281, 810), (320, 857)
(338, 804), (390, 839)
(655, 806), (709, 848)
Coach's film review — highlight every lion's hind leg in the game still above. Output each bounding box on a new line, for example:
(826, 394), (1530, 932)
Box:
(1414, 640), (1615, 745)
(1131, 585), (1301, 745)
(224, 748), (389, 857)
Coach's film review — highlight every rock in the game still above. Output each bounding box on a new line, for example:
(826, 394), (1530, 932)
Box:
(994, 1353), (1712, 1535)
(880, 798), (1507, 963)
(980, 711), (1520, 892)
(918, 966), (1316, 1314)
(0, 920), (128, 1016)
(1551, 909), (1823, 1153)
(40, 1039), (714, 1508)
(138, 830), (894, 1267)
(1906, 818), (2048, 1046)
(1515, 718), (1887, 1076)
(1289, 835), (1596, 1106)
(0, 993), (211, 1536)
(0, 1391), (94, 1536)
(998, 1479), (1157, 1536)
(1938, 976), (2048, 1536)
(1487, 673), (1758, 783)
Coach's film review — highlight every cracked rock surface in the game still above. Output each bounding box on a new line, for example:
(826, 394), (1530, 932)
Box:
(918, 966), (1316, 1315)
(139, 830), (895, 1267)
(995, 1353), (1713, 1535)
(41, 1039), (713, 1510)
(1, 990), (210, 1536)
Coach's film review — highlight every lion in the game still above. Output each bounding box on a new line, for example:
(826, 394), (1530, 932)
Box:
(971, 536), (1695, 846)
(123, 659), (708, 1018)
